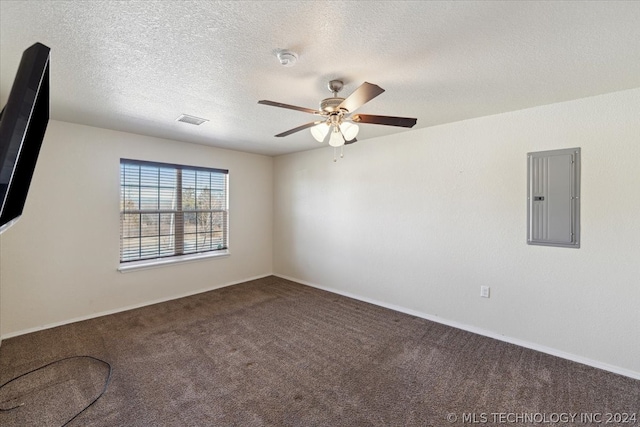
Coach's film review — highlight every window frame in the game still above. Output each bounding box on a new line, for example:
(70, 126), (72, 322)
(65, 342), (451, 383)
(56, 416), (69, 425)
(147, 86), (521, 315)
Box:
(119, 158), (229, 271)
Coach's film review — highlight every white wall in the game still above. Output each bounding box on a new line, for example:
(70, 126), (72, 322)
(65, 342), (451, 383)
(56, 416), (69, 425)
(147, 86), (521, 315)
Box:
(273, 88), (640, 377)
(0, 120), (273, 337)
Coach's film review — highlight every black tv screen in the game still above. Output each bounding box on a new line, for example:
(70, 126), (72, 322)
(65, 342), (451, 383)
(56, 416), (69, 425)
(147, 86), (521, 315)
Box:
(0, 42), (50, 234)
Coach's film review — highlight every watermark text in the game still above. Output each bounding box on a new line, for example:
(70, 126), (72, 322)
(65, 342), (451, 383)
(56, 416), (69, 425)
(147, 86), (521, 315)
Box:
(446, 411), (637, 424)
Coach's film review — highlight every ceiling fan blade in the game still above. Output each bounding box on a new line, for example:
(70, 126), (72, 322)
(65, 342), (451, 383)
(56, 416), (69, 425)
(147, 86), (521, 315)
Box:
(352, 114), (417, 128)
(275, 121), (323, 137)
(258, 100), (321, 115)
(344, 137), (357, 145)
(338, 82), (385, 113)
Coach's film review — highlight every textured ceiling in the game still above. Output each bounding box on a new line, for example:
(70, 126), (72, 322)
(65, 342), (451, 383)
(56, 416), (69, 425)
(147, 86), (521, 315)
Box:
(1, 1), (640, 156)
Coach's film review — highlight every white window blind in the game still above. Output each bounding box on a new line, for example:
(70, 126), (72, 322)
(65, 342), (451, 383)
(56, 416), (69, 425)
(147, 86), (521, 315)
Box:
(120, 159), (228, 263)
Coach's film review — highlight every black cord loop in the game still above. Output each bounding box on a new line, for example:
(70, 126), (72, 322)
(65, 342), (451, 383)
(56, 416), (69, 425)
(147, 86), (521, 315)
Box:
(0, 355), (112, 426)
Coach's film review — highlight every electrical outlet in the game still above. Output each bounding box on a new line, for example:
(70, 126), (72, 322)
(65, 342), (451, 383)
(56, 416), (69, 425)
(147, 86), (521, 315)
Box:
(480, 286), (490, 298)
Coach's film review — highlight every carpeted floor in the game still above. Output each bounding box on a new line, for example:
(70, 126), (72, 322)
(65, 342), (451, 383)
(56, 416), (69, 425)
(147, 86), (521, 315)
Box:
(1, 276), (638, 426)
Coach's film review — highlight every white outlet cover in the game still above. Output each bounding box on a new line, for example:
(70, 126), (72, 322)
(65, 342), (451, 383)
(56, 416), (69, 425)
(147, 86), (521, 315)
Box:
(480, 286), (490, 298)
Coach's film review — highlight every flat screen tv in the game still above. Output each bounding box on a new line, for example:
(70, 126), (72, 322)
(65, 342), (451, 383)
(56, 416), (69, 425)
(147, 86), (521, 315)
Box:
(0, 42), (50, 234)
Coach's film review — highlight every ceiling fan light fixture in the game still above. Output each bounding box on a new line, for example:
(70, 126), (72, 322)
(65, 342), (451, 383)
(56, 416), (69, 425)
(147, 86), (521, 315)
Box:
(339, 122), (359, 141)
(328, 127), (345, 147)
(310, 122), (330, 142)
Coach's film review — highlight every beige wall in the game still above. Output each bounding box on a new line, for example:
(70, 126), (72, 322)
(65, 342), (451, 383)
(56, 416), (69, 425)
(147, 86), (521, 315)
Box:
(273, 88), (640, 377)
(0, 120), (273, 336)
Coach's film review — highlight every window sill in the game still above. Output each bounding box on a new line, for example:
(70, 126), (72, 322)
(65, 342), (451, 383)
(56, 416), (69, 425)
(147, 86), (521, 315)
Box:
(118, 250), (229, 273)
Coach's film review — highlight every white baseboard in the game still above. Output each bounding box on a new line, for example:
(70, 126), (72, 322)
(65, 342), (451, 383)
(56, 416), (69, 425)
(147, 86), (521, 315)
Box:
(274, 274), (640, 380)
(1, 273), (272, 341)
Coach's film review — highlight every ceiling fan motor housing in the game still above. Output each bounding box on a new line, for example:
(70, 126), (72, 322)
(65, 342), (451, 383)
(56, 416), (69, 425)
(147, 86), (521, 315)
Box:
(320, 97), (345, 113)
(320, 80), (347, 113)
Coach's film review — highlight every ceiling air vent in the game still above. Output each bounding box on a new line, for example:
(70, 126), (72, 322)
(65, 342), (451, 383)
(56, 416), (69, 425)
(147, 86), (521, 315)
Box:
(176, 114), (209, 126)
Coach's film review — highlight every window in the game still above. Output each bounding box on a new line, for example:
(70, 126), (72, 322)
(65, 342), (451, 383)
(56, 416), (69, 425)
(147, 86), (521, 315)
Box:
(120, 159), (228, 264)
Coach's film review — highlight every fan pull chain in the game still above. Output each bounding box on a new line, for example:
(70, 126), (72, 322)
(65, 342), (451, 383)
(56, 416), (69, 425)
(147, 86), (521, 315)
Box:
(332, 146), (346, 162)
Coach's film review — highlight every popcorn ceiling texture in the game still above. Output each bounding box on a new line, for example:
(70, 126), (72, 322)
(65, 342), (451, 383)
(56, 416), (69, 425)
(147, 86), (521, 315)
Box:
(1, 1), (640, 155)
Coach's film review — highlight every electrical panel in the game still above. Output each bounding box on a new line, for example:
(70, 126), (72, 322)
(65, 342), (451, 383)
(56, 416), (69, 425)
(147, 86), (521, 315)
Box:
(527, 148), (580, 248)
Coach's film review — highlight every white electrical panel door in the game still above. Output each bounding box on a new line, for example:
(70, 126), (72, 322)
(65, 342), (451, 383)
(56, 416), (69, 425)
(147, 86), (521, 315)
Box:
(527, 148), (580, 248)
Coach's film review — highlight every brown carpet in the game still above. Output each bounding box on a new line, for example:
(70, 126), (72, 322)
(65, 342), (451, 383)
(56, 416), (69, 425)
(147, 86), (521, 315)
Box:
(1, 276), (638, 426)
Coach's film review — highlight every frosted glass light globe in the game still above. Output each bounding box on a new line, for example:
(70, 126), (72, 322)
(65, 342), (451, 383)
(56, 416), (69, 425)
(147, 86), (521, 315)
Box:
(328, 128), (345, 147)
(310, 123), (330, 142)
(340, 122), (359, 141)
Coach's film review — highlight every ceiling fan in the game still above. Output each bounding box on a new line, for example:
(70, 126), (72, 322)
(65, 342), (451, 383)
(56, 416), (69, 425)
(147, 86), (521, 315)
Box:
(258, 80), (417, 159)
